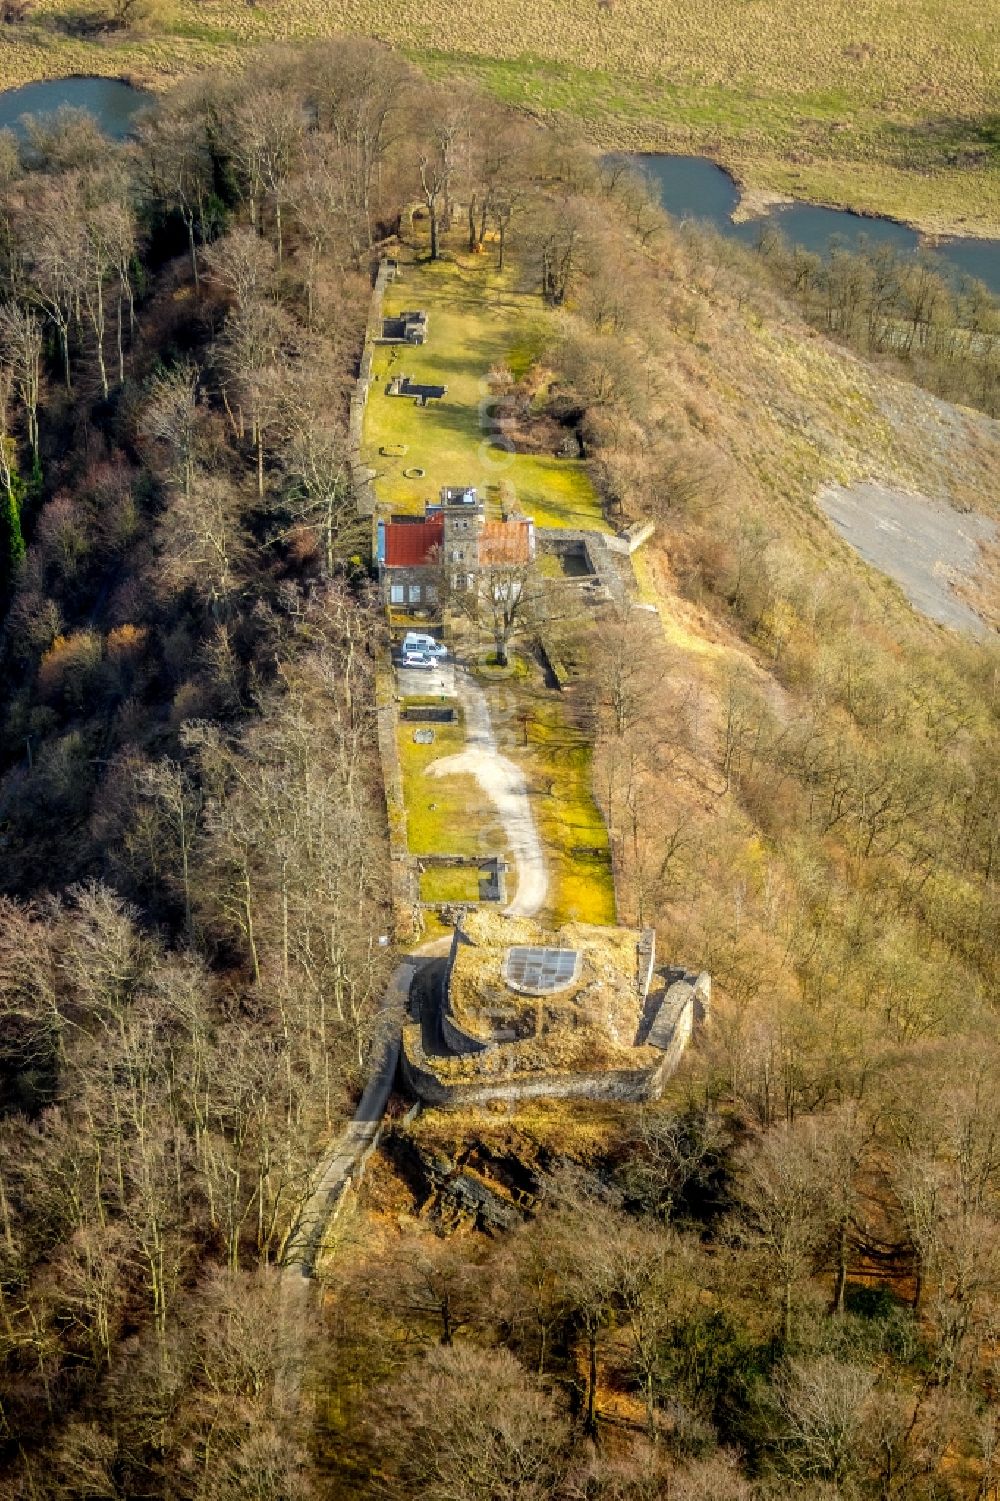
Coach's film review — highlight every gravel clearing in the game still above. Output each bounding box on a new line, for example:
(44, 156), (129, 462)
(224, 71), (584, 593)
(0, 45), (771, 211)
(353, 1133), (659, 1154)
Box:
(818, 482), (997, 635)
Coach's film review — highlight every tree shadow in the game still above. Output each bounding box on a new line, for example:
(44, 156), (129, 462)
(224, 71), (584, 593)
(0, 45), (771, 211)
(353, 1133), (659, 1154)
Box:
(883, 112), (1000, 170)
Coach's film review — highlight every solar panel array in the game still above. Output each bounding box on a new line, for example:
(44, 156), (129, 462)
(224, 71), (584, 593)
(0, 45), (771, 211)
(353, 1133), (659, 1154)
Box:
(504, 946), (579, 994)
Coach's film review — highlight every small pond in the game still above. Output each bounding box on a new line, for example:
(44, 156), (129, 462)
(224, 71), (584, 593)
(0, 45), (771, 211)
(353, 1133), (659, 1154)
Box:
(629, 153), (1000, 297)
(0, 76), (153, 140)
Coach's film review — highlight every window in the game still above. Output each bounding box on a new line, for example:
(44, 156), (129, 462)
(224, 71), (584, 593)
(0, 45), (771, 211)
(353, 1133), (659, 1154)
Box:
(503, 947), (580, 995)
(390, 583), (404, 604)
(408, 583), (422, 603)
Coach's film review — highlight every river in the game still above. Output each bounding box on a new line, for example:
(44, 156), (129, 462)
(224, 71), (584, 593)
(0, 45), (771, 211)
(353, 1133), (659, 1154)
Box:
(2, 80), (997, 297)
(630, 154), (1000, 298)
(0, 76), (153, 140)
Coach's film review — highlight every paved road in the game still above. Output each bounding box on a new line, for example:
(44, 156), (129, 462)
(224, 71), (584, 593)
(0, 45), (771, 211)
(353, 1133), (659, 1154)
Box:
(396, 659), (456, 697)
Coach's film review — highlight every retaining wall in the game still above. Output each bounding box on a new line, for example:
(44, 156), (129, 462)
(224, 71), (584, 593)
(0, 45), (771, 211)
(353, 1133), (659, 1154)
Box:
(373, 648), (419, 938)
(438, 926), (490, 1055)
(636, 927), (657, 1000)
(400, 988), (696, 1108)
(350, 257), (397, 521)
(440, 1010), (491, 1058)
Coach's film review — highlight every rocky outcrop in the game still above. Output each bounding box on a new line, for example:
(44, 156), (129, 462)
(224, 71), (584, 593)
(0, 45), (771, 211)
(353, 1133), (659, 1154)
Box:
(382, 1126), (543, 1232)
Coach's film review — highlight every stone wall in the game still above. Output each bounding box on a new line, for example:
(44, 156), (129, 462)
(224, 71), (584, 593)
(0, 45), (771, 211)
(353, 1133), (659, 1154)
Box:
(415, 854), (507, 908)
(636, 927), (657, 1000)
(440, 1010), (492, 1058)
(439, 927), (491, 1055)
(350, 258), (396, 521)
(537, 528), (632, 605)
(605, 520), (656, 556)
(399, 983), (698, 1109)
(373, 648), (419, 938)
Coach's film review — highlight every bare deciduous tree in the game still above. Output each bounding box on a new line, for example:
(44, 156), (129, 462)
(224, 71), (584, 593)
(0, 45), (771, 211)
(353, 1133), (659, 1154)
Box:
(370, 1343), (569, 1501)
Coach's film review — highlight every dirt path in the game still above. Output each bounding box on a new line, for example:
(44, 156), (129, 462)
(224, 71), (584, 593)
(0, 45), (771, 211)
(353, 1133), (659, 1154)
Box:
(425, 667), (548, 917)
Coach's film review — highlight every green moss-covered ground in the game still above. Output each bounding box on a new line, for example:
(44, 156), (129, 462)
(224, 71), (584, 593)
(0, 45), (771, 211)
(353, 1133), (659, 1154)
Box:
(418, 865), (485, 903)
(485, 666), (616, 928)
(364, 249), (606, 530)
(396, 709), (507, 860)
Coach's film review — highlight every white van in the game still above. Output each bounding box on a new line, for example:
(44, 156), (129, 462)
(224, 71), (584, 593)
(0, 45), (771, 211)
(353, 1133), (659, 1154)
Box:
(401, 631), (448, 659)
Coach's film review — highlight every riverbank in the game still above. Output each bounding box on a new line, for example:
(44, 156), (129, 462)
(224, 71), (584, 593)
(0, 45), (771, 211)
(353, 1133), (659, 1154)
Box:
(570, 117), (1000, 244)
(2, 3), (999, 240)
(630, 152), (1000, 297)
(724, 160), (993, 246)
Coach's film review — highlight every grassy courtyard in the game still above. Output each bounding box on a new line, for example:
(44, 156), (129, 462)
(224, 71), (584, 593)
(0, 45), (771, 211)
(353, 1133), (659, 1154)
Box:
(364, 248), (607, 531)
(396, 706), (508, 862)
(418, 865), (485, 904)
(394, 659), (616, 930)
(483, 663), (616, 929)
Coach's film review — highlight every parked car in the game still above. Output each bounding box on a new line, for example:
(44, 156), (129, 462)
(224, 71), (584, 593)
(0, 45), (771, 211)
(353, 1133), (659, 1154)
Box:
(400, 650), (435, 670)
(401, 631), (448, 659)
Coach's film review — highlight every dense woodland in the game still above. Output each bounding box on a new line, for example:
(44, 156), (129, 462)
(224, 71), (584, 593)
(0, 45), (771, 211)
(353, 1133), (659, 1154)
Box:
(0, 38), (998, 1501)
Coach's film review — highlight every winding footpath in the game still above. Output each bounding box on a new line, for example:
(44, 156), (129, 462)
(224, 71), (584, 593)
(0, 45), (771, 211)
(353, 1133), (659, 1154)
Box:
(426, 665), (548, 917)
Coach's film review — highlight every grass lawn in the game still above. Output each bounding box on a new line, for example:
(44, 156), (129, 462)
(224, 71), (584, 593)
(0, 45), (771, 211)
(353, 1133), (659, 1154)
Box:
(397, 659), (615, 928)
(529, 706), (616, 929)
(396, 710), (509, 861)
(364, 246), (607, 531)
(418, 866), (484, 903)
(486, 666), (616, 928)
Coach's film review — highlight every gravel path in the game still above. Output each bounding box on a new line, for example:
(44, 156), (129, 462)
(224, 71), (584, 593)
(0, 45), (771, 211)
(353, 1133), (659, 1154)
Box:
(281, 960), (416, 1278)
(425, 667), (548, 917)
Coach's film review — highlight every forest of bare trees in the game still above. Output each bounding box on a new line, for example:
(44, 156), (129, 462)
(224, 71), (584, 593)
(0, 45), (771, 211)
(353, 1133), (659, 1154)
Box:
(0, 35), (997, 1501)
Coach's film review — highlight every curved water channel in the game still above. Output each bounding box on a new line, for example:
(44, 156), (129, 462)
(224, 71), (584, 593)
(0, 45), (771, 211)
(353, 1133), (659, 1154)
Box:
(629, 154), (1000, 298)
(0, 75), (153, 139)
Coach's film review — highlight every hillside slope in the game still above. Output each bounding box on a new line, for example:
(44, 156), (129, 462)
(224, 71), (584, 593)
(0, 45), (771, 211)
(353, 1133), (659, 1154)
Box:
(537, 189), (999, 1074)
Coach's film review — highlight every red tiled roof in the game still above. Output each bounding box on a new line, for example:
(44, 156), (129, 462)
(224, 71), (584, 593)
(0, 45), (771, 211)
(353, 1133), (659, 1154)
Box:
(383, 515), (444, 567)
(479, 520), (533, 567)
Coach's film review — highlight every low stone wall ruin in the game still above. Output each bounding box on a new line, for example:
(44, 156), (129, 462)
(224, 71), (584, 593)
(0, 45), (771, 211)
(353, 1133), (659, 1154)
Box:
(400, 969), (707, 1108)
(536, 528), (631, 605)
(401, 1020), (689, 1107)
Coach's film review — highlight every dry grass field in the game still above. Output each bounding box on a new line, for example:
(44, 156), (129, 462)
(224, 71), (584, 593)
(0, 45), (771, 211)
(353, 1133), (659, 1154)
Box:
(3, 0), (999, 233)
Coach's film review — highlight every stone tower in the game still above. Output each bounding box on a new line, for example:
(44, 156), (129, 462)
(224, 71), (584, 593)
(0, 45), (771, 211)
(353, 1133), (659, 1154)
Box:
(437, 486), (485, 589)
